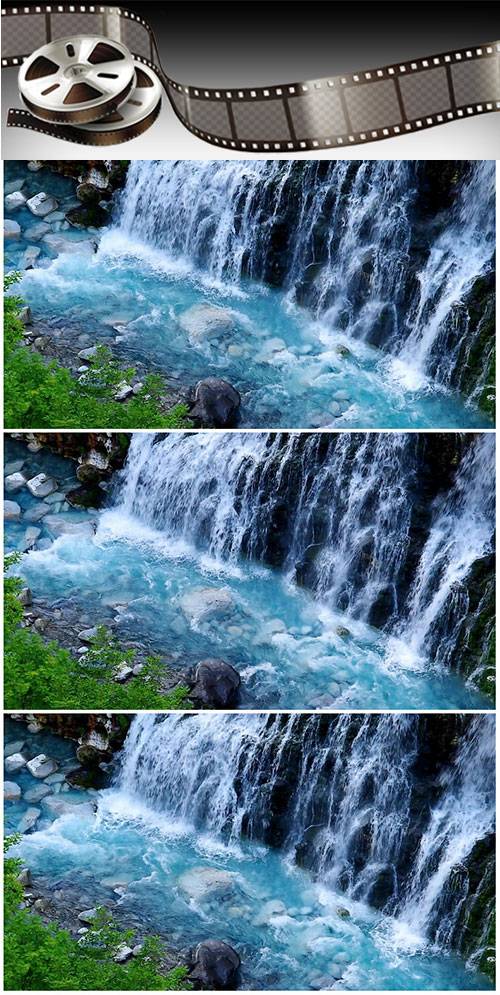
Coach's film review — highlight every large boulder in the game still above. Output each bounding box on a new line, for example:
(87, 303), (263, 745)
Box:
(4, 781), (22, 801)
(26, 192), (58, 217)
(43, 516), (96, 538)
(26, 754), (58, 779)
(76, 449), (110, 483)
(5, 190), (27, 211)
(5, 752), (28, 773)
(189, 940), (241, 990)
(190, 378), (241, 428)
(4, 220), (21, 239)
(18, 806), (41, 834)
(180, 587), (234, 623)
(4, 500), (21, 521)
(26, 473), (58, 499)
(179, 304), (235, 344)
(4, 472), (27, 493)
(178, 867), (239, 903)
(42, 233), (97, 256)
(191, 659), (241, 709)
(24, 221), (51, 241)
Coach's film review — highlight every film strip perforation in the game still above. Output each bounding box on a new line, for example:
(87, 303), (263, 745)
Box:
(2, 4), (499, 148)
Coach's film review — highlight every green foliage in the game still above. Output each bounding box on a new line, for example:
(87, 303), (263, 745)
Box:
(4, 274), (190, 429)
(4, 840), (190, 991)
(4, 561), (192, 710)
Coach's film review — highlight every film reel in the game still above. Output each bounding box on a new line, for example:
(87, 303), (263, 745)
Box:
(18, 34), (136, 124)
(76, 63), (162, 144)
(2, 4), (499, 151)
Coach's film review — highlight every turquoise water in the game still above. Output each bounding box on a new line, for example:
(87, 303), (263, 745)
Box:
(4, 441), (490, 711)
(4, 720), (492, 991)
(4, 164), (491, 430)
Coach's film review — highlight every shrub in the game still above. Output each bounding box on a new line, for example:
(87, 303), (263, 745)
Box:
(4, 557), (192, 710)
(4, 839), (190, 990)
(4, 274), (190, 429)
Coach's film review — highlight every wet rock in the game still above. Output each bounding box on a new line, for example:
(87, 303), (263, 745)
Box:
(5, 190), (27, 211)
(42, 233), (97, 255)
(179, 303), (236, 343)
(189, 939), (241, 990)
(23, 502), (51, 522)
(26, 472), (58, 499)
(24, 784), (52, 803)
(336, 906), (351, 919)
(78, 908), (98, 924)
(27, 720), (42, 733)
(4, 781), (22, 801)
(33, 897), (50, 913)
(113, 665), (134, 683)
(22, 246), (41, 269)
(18, 867), (32, 887)
(4, 740), (26, 757)
(5, 471), (27, 492)
(5, 752), (28, 773)
(78, 627), (98, 643)
(26, 754), (59, 779)
(4, 219), (21, 239)
(190, 378), (241, 428)
(181, 587), (234, 623)
(23, 526), (42, 549)
(4, 500), (21, 521)
(178, 867), (239, 903)
(76, 450), (109, 482)
(114, 944), (133, 963)
(114, 383), (134, 402)
(26, 192), (58, 217)
(18, 806), (41, 833)
(5, 178), (26, 194)
(77, 346), (99, 361)
(191, 659), (241, 708)
(27, 161), (43, 171)
(43, 516), (96, 538)
(43, 797), (95, 818)
(4, 459), (25, 474)
(24, 222), (51, 241)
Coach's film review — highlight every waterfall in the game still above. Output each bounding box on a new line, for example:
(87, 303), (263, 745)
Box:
(117, 713), (495, 960)
(397, 433), (495, 674)
(115, 160), (495, 391)
(113, 432), (494, 680)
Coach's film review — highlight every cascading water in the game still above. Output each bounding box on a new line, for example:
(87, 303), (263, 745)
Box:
(6, 160), (494, 427)
(113, 431), (495, 687)
(5, 432), (494, 708)
(116, 160), (494, 388)
(7, 714), (493, 990)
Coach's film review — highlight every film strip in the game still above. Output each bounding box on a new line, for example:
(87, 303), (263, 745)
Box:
(2, 4), (500, 150)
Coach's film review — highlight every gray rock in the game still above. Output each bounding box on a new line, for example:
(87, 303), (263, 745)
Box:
(42, 233), (96, 255)
(4, 740), (26, 757)
(180, 587), (234, 623)
(5, 752), (28, 773)
(19, 306), (32, 325)
(5, 178), (26, 194)
(4, 781), (22, 801)
(26, 754), (59, 779)
(190, 377), (241, 428)
(78, 908), (98, 924)
(179, 303), (236, 343)
(26, 192), (58, 217)
(189, 939), (241, 990)
(23, 502), (51, 522)
(78, 627), (98, 643)
(24, 784), (52, 803)
(114, 383), (133, 402)
(26, 473), (58, 499)
(4, 219), (21, 239)
(114, 665), (134, 683)
(24, 526), (42, 549)
(33, 897), (50, 913)
(4, 459), (25, 475)
(18, 807), (41, 834)
(43, 797), (95, 819)
(114, 944), (133, 963)
(27, 161), (43, 171)
(78, 346), (99, 361)
(191, 659), (241, 709)
(5, 190), (27, 211)
(5, 471), (27, 493)
(43, 516), (96, 538)
(18, 867), (32, 887)
(27, 720), (43, 733)
(24, 222), (51, 241)
(179, 867), (239, 903)
(22, 246), (41, 269)
(4, 499), (21, 520)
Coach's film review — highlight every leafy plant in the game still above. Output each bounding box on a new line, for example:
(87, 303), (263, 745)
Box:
(4, 559), (192, 710)
(4, 274), (190, 429)
(4, 839), (190, 990)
